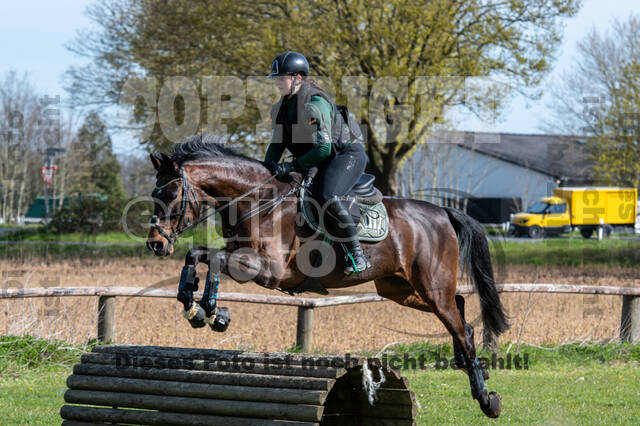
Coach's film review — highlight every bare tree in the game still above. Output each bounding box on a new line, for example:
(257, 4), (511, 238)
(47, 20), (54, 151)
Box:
(547, 15), (640, 188)
(0, 71), (47, 223)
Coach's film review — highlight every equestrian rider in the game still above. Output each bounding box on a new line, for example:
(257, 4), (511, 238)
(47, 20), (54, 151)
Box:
(264, 50), (371, 275)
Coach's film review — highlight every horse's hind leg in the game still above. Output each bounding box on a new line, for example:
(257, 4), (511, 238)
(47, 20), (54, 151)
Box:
(373, 276), (433, 313)
(414, 273), (501, 418)
(453, 295), (489, 380)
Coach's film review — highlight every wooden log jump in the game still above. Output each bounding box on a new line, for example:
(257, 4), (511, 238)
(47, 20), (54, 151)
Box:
(60, 345), (417, 426)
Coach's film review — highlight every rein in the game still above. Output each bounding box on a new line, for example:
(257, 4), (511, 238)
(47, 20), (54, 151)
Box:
(150, 167), (301, 244)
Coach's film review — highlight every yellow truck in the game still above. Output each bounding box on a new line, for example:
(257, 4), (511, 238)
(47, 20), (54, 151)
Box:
(509, 187), (637, 238)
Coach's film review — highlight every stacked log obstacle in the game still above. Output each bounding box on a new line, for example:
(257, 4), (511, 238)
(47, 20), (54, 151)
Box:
(60, 345), (417, 425)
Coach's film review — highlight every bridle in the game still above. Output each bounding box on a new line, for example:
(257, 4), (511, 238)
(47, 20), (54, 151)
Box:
(149, 167), (201, 246)
(149, 166), (301, 246)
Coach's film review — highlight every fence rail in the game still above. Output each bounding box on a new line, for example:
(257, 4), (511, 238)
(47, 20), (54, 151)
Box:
(1, 284), (639, 349)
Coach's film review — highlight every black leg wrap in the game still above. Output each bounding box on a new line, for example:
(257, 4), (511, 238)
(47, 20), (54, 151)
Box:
(201, 255), (231, 332)
(465, 354), (502, 418)
(177, 264), (198, 311)
(179, 247), (232, 331)
(467, 357), (488, 401)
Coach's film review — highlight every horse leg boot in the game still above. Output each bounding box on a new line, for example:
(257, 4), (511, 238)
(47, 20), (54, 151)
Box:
(177, 246), (210, 328)
(324, 196), (371, 275)
(178, 247), (230, 331)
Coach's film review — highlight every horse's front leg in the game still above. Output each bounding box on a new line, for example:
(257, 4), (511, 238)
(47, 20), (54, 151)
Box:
(177, 246), (230, 332)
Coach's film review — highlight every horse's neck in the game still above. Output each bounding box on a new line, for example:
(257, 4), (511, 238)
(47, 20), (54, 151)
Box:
(188, 161), (295, 244)
(191, 162), (266, 199)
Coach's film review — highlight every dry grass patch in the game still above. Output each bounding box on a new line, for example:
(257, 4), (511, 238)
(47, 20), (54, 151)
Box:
(1, 260), (638, 353)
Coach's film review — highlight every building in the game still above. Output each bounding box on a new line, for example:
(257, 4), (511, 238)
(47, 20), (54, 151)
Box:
(24, 194), (108, 224)
(398, 131), (592, 223)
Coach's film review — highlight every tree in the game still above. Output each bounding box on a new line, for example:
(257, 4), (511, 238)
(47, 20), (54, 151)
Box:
(68, 112), (127, 203)
(0, 70), (48, 223)
(67, 0), (580, 194)
(51, 113), (128, 234)
(549, 15), (640, 188)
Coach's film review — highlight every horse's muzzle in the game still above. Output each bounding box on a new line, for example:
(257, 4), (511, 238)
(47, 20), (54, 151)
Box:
(147, 239), (171, 256)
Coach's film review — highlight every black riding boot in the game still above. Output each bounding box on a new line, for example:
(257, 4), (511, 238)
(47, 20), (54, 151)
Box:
(325, 196), (371, 275)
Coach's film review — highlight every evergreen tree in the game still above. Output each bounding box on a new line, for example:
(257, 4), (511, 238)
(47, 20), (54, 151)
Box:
(52, 112), (127, 233)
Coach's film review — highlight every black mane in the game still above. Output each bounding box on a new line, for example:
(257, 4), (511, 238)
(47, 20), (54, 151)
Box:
(170, 134), (257, 165)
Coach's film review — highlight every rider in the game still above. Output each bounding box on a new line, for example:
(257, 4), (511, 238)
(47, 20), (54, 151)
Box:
(264, 50), (371, 275)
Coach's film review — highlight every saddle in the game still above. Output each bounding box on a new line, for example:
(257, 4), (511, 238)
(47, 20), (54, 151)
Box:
(299, 173), (389, 242)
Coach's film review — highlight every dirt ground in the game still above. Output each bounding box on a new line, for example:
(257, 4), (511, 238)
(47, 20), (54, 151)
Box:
(1, 258), (638, 353)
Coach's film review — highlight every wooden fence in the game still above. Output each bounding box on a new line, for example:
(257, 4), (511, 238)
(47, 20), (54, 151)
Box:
(1, 284), (639, 350)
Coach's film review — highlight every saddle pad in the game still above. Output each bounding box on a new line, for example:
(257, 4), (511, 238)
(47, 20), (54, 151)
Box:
(299, 187), (389, 242)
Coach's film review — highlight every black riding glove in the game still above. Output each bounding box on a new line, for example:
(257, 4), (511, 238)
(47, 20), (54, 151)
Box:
(274, 161), (297, 177)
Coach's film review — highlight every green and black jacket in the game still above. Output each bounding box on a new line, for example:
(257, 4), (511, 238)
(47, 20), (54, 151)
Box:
(264, 82), (351, 170)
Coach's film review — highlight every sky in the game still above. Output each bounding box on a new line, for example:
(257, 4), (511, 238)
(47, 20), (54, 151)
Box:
(2, 0), (640, 154)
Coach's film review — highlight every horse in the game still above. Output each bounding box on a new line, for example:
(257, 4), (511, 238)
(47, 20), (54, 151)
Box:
(146, 134), (509, 418)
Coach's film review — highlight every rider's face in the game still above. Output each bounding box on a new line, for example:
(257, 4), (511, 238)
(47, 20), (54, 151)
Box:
(273, 75), (301, 96)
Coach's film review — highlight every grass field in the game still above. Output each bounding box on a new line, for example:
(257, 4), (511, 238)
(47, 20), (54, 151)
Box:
(493, 237), (640, 268)
(0, 226), (224, 259)
(0, 336), (638, 425)
(2, 225), (639, 267)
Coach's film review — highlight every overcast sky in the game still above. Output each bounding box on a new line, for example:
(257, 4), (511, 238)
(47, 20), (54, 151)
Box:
(2, 0), (640, 154)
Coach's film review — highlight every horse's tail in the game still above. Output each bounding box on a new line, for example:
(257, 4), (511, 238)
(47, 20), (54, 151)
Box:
(444, 207), (509, 336)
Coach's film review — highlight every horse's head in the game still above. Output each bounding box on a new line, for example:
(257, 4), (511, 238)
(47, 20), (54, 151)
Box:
(146, 152), (202, 256)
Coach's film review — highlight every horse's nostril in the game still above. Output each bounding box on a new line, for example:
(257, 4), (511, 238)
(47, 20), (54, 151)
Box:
(148, 240), (165, 253)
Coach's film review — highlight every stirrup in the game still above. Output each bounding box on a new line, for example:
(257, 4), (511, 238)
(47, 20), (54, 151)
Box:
(344, 251), (371, 275)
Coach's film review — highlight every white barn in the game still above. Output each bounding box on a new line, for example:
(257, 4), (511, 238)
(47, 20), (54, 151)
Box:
(397, 131), (591, 223)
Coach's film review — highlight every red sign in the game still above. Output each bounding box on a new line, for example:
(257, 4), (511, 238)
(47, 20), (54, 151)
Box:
(41, 166), (57, 187)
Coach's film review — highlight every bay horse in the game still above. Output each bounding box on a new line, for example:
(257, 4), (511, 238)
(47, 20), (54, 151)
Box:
(146, 134), (508, 418)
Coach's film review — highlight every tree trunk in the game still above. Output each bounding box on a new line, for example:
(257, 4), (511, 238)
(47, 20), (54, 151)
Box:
(16, 157), (27, 220)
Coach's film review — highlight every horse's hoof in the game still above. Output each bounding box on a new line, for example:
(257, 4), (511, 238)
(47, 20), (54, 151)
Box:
(480, 391), (502, 418)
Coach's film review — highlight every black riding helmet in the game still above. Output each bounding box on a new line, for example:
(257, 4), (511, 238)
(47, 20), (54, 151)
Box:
(267, 51), (309, 78)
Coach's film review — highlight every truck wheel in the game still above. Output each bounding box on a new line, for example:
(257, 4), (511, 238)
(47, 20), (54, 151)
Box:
(528, 226), (543, 239)
(580, 228), (594, 239)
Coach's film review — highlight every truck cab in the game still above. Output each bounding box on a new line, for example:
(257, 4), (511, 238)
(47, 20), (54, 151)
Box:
(510, 187), (637, 239)
(510, 196), (570, 238)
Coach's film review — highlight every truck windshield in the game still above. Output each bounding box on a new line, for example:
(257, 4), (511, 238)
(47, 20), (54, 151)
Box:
(527, 202), (549, 214)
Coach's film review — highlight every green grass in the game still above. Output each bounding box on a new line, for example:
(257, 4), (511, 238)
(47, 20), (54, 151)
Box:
(0, 223), (40, 229)
(407, 363), (640, 424)
(0, 335), (95, 372)
(360, 340), (640, 368)
(0, 336), (96, 424)
(1, 336), (638, 425)
(0, 364), (71, 425)
(490, 237), (640, 268)
(4, 226), (220, 245)
(363, 341), (640, 424)
(0, 227), (224, 259)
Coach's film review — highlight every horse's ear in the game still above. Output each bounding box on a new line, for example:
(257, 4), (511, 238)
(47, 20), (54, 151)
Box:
(150, 152), (163, 171)
(160, 152), (179, 172)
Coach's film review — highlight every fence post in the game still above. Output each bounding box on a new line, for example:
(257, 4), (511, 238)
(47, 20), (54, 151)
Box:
(98, 296), (116, 343)
(296, 306), (314, 352)
(620, 295), (640, 343)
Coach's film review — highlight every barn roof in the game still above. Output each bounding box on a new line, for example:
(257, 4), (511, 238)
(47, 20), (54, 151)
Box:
(429, 131), (593, 182)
